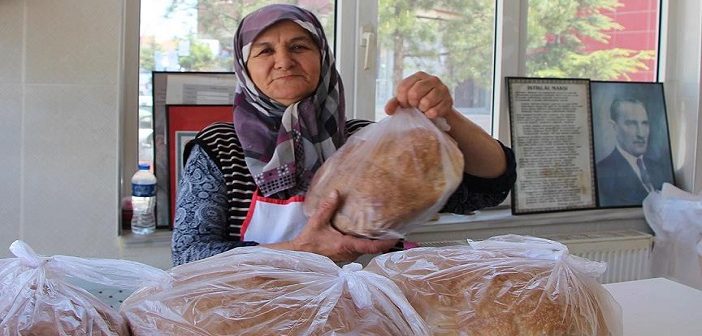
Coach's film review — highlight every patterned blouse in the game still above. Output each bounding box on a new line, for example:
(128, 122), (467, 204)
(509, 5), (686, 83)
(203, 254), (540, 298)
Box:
(171, 120), (516, 266)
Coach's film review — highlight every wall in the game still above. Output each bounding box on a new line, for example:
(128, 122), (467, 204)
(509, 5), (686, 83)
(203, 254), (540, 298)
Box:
(0, 0), (173, 268)
(0, 1), (23, 259)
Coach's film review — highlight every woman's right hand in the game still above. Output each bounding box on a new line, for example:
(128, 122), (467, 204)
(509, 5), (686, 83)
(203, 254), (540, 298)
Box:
(288, 191), (398, 262)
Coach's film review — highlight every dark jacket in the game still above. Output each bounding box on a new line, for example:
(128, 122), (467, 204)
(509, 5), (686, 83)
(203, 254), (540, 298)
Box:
(596, 149), (668, 207)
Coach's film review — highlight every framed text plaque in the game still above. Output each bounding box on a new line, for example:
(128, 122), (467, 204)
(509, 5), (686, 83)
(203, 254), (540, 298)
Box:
(507, 77), (597, 214)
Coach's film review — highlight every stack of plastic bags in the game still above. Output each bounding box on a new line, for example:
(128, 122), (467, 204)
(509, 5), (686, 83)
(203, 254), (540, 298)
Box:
(643, 182), (702, 289)
(0, 240), (168, 336)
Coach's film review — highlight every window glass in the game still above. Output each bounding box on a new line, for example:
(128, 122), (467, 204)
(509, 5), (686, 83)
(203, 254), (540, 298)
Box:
(526, 0), (659, 81)
(138, 0), (336, 163)
(375, 0), (496, 133)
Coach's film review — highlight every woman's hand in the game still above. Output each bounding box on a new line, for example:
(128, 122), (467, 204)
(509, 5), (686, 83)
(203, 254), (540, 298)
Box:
(266, 191), (398, 262)
(384, 71), (454, 119)
(384, 71), (508, 178)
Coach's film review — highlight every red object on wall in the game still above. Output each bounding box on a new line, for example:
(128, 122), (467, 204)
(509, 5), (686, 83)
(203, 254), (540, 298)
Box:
(166, 104), (234, 229)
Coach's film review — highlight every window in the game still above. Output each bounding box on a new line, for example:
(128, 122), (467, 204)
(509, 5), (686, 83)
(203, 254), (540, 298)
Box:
(127, 0), (666, 228)
(373, 1), (497, 132)
(346, 0), (660, 132)
(137, 0), (661, 163)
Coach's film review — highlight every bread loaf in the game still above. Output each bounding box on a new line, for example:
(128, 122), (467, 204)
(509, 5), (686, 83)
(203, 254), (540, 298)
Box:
(365, 245), (620, 336)
(0, 277), (128, 336)
(305, 121), (464, 239)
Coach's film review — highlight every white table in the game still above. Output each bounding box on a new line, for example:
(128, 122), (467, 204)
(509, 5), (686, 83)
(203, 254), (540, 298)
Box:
(604, 277), (702, 336)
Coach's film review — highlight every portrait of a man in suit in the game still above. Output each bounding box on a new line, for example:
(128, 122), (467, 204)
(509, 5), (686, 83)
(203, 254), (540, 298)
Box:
(596, 97), (670, 206)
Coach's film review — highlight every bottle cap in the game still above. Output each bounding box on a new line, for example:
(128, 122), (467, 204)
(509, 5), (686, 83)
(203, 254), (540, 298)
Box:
(138, 162), (151, 170)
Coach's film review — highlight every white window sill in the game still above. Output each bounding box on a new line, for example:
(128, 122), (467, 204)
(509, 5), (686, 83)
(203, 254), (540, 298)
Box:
(423, 206), (644, 230)
(117, 230), (173, 269)
(406, 207), (650, 244)
(120, 230), (172, 247)
(119, 207), (650, 248)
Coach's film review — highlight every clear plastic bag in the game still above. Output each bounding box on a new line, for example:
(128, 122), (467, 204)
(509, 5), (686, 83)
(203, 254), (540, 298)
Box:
(643, 182), (702, 289)
(120, 246), (429, 336)
(304, 107), (464, 239)
(0, 240), (168, 336)
(365, 235), (623, 336)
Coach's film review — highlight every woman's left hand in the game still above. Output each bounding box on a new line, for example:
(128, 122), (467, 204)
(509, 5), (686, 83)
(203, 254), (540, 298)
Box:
(384, 71), (454, 119)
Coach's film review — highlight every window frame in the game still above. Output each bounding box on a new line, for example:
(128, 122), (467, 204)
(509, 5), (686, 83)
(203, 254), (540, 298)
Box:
(122, 0), (141, 232)
(335, 0), (377, 121)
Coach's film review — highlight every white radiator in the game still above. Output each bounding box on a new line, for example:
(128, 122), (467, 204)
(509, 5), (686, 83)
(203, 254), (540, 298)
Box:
(416, 230), (653, 284)
(546, 230), (653, 284)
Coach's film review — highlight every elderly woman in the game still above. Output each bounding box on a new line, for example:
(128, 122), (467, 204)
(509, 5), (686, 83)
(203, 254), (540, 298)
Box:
(171, 4), (516, 266)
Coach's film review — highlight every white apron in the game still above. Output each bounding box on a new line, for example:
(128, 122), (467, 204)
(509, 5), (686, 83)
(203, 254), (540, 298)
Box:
(240, 189), (308, 244)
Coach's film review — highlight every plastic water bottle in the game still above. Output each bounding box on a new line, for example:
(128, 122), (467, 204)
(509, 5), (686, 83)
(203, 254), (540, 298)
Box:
(131, 163), (157, 235)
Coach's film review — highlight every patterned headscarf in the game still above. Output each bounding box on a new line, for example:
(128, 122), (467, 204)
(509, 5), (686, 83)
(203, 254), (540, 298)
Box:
(232, 4), (345, 198)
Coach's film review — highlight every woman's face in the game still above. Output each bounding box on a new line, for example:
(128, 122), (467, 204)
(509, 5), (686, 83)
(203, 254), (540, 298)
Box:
(246, 20), (321, 106)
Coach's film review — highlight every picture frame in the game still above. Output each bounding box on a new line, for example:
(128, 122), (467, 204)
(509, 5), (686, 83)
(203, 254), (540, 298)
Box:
(590, 81), (675, 208)
(152, 71), (237, 228)
(166, 104), (234, 227)
(506, 77), (598, 214)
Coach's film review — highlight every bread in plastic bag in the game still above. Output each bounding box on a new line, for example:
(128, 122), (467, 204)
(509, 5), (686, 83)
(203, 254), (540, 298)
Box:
(304, 107), (464, 239)
(0, 240), (169, 336)
(365, 235), (623, 336)
(120, 246), (429, 336)
(643, 182), (702, 289)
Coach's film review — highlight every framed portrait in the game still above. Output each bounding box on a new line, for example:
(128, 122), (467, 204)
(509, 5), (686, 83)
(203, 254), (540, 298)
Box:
(590, 81), (675, 208)
(507, 77), (598, 215)
(152, 71), (237, 228)
(166, 104), (234, 228)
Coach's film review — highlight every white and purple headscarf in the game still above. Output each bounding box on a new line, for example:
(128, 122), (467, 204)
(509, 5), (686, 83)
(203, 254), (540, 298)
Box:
(233, 4), (345, 198)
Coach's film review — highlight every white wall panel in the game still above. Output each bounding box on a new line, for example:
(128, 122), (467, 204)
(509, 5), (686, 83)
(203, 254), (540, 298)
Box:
(0, 0), (163, 265)
(22, 84), (120, 257)
(0, 85), (22, 258)
(0, 1), (23, 258)
(0, 0), (23, 84)
(24, 0), (121, 85)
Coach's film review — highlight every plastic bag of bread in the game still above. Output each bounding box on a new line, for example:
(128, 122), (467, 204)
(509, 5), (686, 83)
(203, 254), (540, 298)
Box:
(304, 107), (464, 239)
(120, 246), (430, 336)
(0, 240), (168, 336)
(365, 235), (623, 336)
